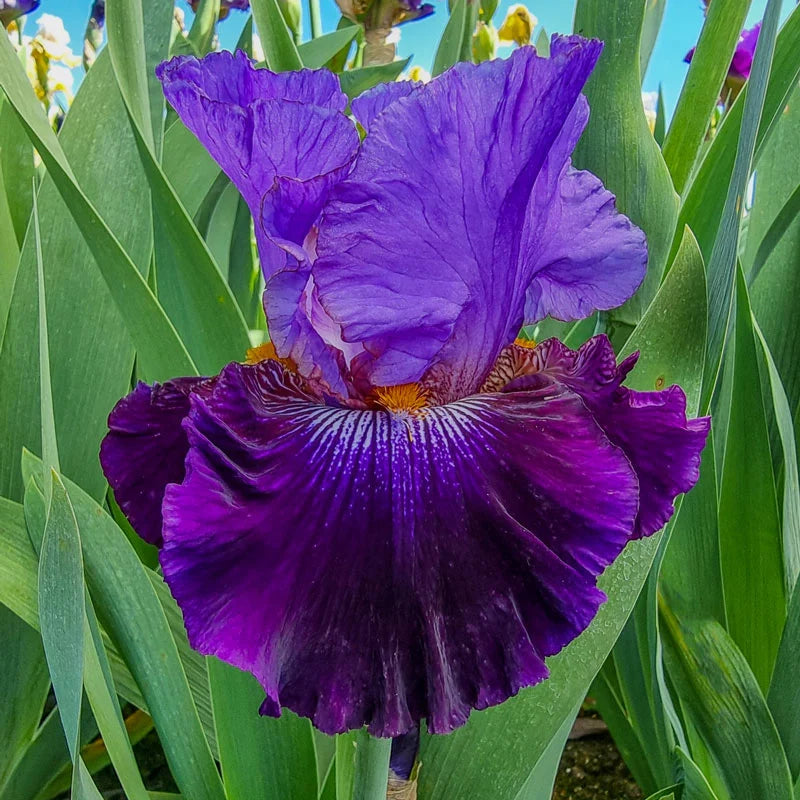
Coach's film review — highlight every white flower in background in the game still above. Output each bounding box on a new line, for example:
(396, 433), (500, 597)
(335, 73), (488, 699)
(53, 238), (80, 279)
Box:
(35, 12), (79, 63)
(47, 62), (75, 100)
(251, 31), (265, 63)
(6, 12), (79, 129)
(401, 65), (431, 83)
(386, 26), (401, 45)
(642, 90), (658, 134)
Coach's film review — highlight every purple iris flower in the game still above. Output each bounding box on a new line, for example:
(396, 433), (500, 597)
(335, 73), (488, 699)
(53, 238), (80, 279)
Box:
(188, 0), (250, 16)
(100, 40), (709, 737)
(0, 0), (40, 26)
(90, 0), (105, 30)
(685, 21), (761, 81)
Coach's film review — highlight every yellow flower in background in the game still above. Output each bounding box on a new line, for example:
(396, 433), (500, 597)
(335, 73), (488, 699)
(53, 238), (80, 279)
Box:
(34, 12), (80, 63)
(497, 4), (536, 47)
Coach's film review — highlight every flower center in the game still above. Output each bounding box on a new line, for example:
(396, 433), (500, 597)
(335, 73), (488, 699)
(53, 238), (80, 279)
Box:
(245, 342), (297, 372)
(513, 336), (537, 349)
(372, 383), (428, 415)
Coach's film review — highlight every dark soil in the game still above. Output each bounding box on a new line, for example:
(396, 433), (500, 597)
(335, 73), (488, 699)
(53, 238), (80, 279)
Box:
(553, 733), (644, 800)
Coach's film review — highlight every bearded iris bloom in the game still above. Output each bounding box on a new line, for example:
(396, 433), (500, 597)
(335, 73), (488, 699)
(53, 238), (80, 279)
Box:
(100, 38), (709, 737)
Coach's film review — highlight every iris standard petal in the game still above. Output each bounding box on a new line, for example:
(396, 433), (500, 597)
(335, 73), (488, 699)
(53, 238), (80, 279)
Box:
(157, 51), (360, 389)
(498, 336), (710, 538)
(350, 80), (421, 132)
(313, 37), (604, 396)
(160, 357), (641, 736)
(522, 166), (647, 324)
(99, 377), (213, 546)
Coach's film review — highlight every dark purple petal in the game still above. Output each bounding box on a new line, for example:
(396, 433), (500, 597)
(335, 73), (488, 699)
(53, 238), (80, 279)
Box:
(505, 336), (710, 538)
(160, 356), (641, 736)
(522, 166), (647, 324)
(313, 38), (605, 397)
(389, 727), (419, 780)
(350, 81), (421, 132)
(99, 377), (213, 546)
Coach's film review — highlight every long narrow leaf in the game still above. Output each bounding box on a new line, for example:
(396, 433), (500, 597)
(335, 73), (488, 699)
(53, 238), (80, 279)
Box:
(298, 26), (359, 69)
(38, 472), (84, 762)
(662, 0), (751, 194)
(573, 0), (678, 323)
(210, 659), (318, 800)
(754, 323), (800, 595)
(702, 0), (781, 408)
(0, 51), (155, 503)
(432, 0), (468, 76)
(672, 4), (800, 281)
(662, 612), (794, 800)
(0, 37), (196, 381)
(767, 582), (800, 782)
(338, 59), (410, 99)
(748, 179), (800, 286)
(105, 0), (155, 149)
(27, 469), (225, 800)
(251, 0), (303, 71)
(718, 266), (785, 689)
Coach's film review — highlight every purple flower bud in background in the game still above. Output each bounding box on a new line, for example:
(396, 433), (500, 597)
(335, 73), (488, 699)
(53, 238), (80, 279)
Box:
(188, 0), (250, 21)
(83, 0), (105, 70)
(684, 20), (761, 104)
(0, 0), (40, 27)
(101, 42), (709, 738)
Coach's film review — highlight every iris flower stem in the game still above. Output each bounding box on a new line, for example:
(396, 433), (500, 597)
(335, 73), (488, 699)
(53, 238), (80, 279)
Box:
(352, 731), (391, 800)
(308, 0), (322, 39)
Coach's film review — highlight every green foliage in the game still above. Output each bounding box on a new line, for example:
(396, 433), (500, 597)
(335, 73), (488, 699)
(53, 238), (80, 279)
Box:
(573, 0), (678, 325)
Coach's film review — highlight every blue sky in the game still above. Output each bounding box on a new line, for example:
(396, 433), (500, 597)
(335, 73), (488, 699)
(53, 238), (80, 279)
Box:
(35, 0), (773, 116)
